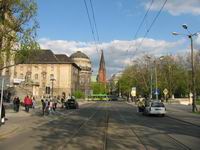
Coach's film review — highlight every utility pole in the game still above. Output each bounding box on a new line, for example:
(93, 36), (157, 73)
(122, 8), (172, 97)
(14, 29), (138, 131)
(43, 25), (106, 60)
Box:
(172, 24), (198, 112)
(189, 35), (197, 112)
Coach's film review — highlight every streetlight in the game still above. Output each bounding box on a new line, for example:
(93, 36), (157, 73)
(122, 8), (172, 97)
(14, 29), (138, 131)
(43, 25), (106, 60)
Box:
(154, 56), (164, 101)
(50, 76), (56, 98)
(146, 56), (164, 101)
(172, 24), (199, 112)
(146, 56), (153, 100)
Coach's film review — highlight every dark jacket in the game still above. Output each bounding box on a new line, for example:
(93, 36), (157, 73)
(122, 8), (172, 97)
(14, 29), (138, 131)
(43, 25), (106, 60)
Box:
(1, 103), (5, 118)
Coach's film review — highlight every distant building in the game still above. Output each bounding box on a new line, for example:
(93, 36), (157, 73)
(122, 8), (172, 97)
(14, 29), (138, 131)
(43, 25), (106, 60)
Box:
(8, 49), (80, 98)
(70, 51), (92, 96)
(97, 50), (106, 84)
(109, 71), (123, 95)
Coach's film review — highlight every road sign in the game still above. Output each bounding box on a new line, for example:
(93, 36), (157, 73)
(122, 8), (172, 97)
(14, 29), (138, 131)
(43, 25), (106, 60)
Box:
(131, 87), (136, 97)
(154, 89), (160, 95)
(163, 88), (168, 95)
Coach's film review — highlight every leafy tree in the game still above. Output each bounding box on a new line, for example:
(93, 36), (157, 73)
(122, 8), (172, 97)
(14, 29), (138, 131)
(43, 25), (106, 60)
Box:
(91, 82), (108, 94)
(73, 90), (85, 99)
(0, 0), (39, 71)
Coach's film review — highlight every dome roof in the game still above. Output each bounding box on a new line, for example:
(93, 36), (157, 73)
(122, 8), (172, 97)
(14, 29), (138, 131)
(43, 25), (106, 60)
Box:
(70, 51), (89, 59)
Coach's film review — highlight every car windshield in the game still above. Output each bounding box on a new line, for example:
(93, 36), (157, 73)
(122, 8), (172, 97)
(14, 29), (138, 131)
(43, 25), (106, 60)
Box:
(151, 102), (164, 107)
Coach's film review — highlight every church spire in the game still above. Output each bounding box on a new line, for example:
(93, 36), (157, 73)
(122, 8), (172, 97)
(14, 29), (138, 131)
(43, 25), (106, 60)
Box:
(98, 49), (106, 83)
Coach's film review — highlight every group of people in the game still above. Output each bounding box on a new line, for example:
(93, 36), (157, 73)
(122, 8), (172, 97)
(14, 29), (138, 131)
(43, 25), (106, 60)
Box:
(23, 95), (36, 112)
(41, 97), (58, 115)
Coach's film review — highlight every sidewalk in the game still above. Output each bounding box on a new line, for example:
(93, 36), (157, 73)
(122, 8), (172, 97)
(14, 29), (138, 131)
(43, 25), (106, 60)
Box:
(165, 103), (200, 127)
(127, 102), (200, 127)
(0, 100), (92, 140)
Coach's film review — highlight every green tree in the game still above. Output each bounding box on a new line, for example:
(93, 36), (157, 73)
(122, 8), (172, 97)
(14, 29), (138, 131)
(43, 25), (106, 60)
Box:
(0, 0), (39, 71)
(91, 82), (107, 94)
(73, 90), (85, 99)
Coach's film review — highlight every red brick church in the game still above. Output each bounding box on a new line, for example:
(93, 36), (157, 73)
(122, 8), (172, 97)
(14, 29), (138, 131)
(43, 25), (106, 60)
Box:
(97, 50), (106, 84)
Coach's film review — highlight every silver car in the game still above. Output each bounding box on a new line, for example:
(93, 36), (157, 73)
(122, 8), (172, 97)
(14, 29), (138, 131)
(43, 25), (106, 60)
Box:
(143, 101), (166, 116)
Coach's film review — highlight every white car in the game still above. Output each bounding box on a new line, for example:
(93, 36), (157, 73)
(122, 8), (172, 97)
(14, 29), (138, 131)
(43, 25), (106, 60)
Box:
(144, 101), (166, 116)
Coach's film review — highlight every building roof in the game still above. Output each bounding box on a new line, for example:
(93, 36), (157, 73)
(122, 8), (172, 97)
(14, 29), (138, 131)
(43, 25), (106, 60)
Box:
(70, 51), (89, 59)
(22, 49), (81, 69)
(55, 54), (72, 63)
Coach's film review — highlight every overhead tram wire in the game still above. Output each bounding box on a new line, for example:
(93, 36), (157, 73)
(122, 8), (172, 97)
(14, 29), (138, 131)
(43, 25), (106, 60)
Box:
(134, 0), (154, 40)
(83, 0), (99, 53)
(127, 0), (154, 64)
(89, 0), (100, 42)
(135, 0), (168, 52)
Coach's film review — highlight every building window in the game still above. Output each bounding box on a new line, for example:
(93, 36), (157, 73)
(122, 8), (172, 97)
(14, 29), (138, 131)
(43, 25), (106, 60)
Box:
(35, 65), (39, 70)
(35, 74), (38, 80)
(42, 74), (46, 79)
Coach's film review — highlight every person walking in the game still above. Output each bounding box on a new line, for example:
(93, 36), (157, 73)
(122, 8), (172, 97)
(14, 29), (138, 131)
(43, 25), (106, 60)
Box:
(15, 97), (20, 112)
(32, 97), (36, 109)
(1, 103), (5, 125)
(13, 97), (17, 112)
(41, 99), (46, 116)
(24, 95), (32, 112)
(45, 99), (49, 115)
(49, 100), (53, 114)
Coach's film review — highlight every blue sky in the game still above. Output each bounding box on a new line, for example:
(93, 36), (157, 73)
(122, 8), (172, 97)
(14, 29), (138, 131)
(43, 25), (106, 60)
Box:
(36, 0), (200, 76)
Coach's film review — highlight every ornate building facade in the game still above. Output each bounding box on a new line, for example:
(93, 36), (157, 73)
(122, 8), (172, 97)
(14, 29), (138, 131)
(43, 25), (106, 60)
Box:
(70, 51), (92, 96)
(9, 49), (80, 98)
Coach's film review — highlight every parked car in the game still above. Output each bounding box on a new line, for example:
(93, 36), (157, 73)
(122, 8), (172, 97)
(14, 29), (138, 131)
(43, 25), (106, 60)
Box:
(108, 95), (118, 101)
(143, 101), (166, 116)
(65, 99), (79, 109)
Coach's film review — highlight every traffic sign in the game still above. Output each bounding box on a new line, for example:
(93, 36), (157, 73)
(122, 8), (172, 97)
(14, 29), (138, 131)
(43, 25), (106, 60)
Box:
(131, 87), (136, 97)
(154, 89), (160, 95)
(163, 88), (168, 95)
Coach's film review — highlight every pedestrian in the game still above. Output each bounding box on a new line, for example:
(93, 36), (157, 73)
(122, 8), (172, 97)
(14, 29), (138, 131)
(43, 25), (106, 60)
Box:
(1, 103), (5, 125)
(32, 97), (36, 109)
(45, 99), (49, 114)
(61, 97), (64, 108)
(41, 99), (46, 116)
(13, 97), (17, 112)
(24, 95), (32, 112)
(15, 97), (20, 112)
(49, 100), (53, 114)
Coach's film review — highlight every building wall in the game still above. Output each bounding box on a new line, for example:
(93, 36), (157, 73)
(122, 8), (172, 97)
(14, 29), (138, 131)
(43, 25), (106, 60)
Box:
(72, 57), (92, 95)
(9, 63), (80, 98)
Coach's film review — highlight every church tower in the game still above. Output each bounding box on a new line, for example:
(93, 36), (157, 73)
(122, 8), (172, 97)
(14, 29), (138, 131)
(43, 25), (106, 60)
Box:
(98, 50), (106, 83)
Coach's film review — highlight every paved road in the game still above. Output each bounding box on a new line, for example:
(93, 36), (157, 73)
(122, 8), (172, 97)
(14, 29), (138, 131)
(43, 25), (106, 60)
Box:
(0, 101), (200, 150)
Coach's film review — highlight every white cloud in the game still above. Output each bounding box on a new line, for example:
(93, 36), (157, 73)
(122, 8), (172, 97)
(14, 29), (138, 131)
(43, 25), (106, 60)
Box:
(38, 38), (184, 77)
(145, 0), (200, 16)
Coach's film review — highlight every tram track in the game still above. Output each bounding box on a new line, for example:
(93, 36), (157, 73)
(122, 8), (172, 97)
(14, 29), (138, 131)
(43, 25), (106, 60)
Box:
(57, 102), (110, 150)
(114, 105), (148, 150)
(115, 102), (193, 150)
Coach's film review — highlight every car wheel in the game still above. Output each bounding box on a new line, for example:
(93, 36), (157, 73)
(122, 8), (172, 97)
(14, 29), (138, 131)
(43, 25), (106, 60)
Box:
(161, 114), (165, 117)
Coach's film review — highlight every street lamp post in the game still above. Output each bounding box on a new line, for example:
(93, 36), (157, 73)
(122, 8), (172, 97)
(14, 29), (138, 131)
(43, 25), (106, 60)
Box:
(155, 60), (158, 101)
(50, 77), (56, 98)
(172, 24), (199, 112)
(146, 56), (163, 101)
(146, 56), (153, 100)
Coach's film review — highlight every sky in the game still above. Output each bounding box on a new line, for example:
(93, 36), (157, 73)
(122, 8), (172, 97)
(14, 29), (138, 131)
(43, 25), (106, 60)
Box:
(36, 0), (200, 77)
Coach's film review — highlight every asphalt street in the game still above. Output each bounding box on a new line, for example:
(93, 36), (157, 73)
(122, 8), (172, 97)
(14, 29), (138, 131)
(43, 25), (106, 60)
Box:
(0, 101), (200, 150)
